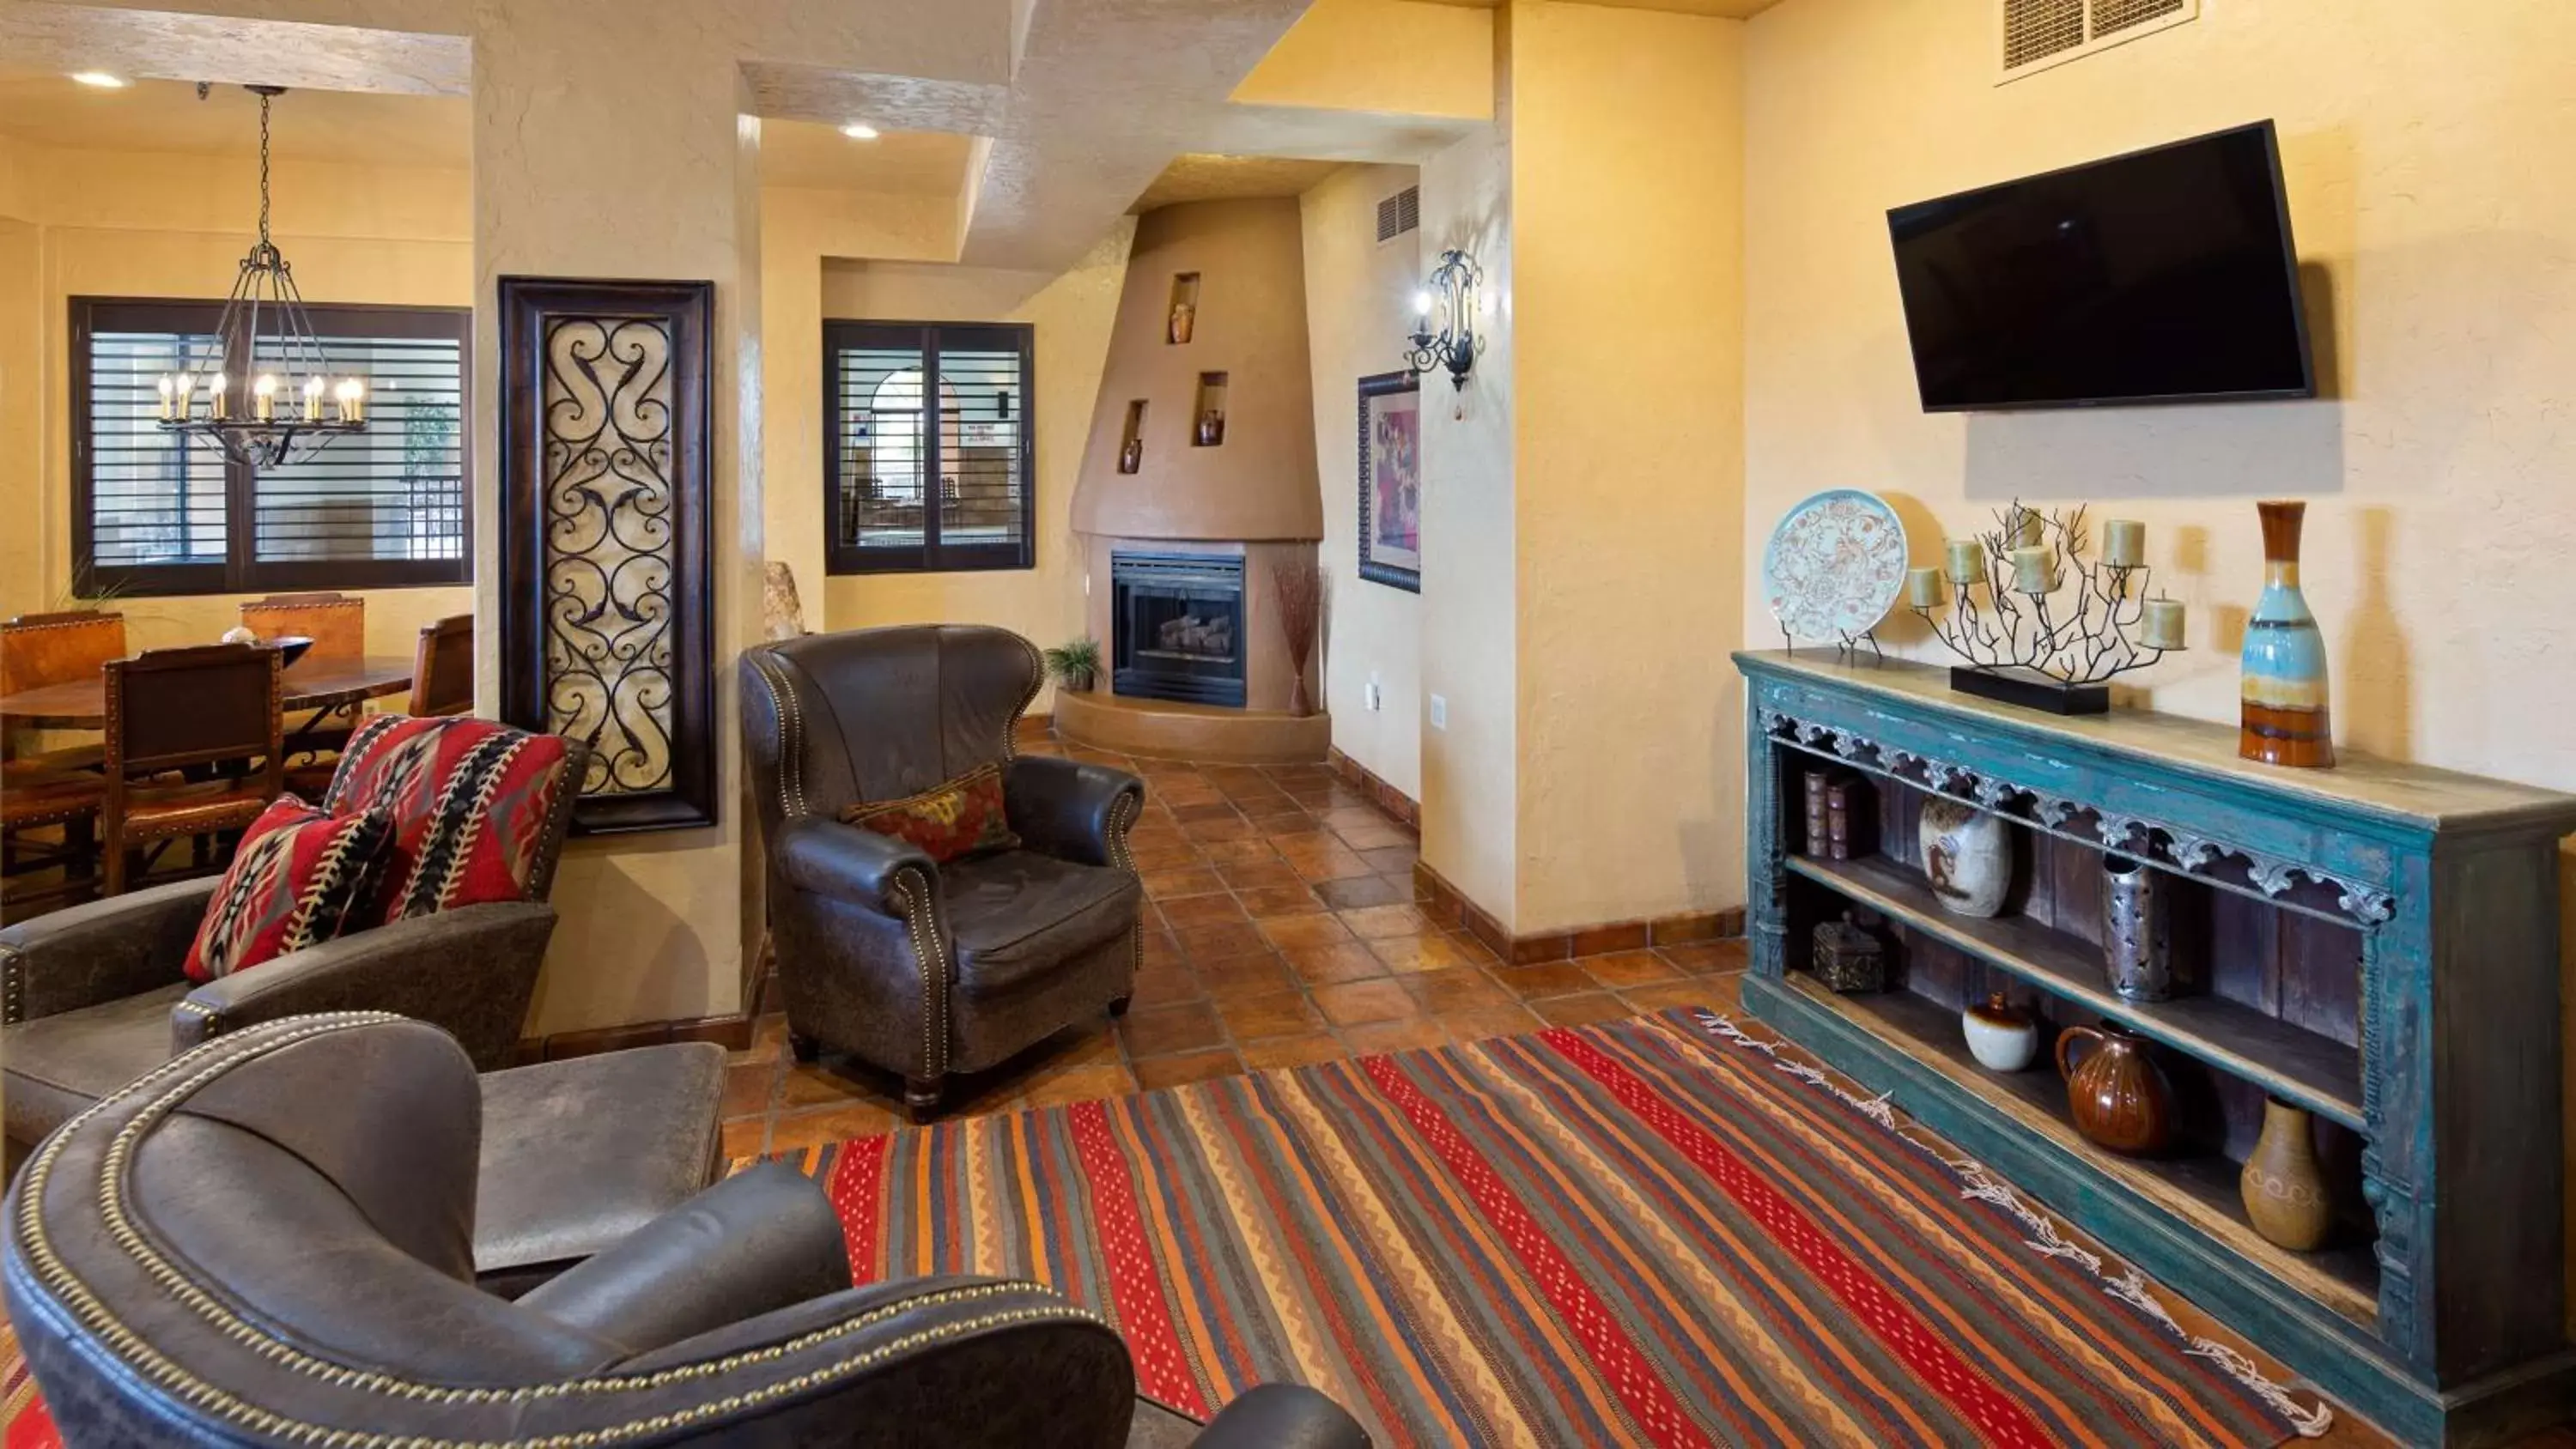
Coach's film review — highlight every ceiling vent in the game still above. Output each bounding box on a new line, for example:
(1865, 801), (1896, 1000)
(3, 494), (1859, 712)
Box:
(1375, 185), (1419, 245)
(2000, 0), (2194, 82)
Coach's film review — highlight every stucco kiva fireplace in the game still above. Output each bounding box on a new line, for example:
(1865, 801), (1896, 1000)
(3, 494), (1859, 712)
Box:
(1062, 197), (1329, 763)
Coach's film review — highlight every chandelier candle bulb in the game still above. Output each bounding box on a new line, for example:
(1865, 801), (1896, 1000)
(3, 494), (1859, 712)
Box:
(2104, 518), (2146, 568)
(1906, 567), (1945, 609)
(1945, 538), (1984, 584)
(2142, 597), (2187, 651)
(156, 375), (175, 421)
(209, 373), (228, 421)
(303, 376), (324, 422)
(252, 374), (276, 421)
(335, 379), (366, 424)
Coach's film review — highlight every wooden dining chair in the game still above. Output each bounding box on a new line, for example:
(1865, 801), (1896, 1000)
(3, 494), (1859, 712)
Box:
(1, 609), (127, 777)
(100, 644), (283, 895)
(242, 591), (365, 762)
(239, 592), (365, 661)
(406, 614), (474, 717)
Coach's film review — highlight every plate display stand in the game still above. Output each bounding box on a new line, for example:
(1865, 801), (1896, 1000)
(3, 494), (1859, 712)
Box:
(1735, 649), (2576, 1447)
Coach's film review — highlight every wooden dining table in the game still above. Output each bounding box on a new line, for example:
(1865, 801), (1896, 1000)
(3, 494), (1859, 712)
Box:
(0, 655), (416, 731)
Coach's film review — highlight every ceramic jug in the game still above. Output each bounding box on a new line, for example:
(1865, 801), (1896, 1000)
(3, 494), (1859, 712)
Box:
(2057, 1023), (2176, 1155)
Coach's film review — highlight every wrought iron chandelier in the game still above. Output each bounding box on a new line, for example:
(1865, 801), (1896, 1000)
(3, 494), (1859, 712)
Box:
(157, 86), (368, 470)
(1403, 247), (1485, 390)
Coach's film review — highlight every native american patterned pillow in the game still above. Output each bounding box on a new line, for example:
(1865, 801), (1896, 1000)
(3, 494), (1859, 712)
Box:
(325, 715), (575, 925)
(185, 796), (394, 983)
(839, 763), (1020, 864)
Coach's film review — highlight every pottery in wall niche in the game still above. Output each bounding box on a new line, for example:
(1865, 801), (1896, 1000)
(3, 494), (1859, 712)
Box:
(2241, 1100), (2335, 1251)
(2057, 1023), (2176, 1156)
(1919, 798), (2011, 918)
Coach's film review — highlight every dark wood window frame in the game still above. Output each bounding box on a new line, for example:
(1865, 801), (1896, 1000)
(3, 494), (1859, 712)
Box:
(69, 295), (474, 598)
(823, 319), (1037, 575)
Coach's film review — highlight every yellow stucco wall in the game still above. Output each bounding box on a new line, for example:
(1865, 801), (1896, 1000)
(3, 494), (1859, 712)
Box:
(1743, 0), (2576, 787)
(3, 142), (474, 651)
(1511, 1), (1745, 933)
(811, 229), (1134, 704)
(1300, 161), (1424, 800)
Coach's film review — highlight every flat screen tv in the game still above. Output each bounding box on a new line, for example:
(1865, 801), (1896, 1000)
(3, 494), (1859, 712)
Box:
(1887, 121), (2313, 411)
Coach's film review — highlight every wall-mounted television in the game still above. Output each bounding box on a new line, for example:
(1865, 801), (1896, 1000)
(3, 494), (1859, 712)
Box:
(1887, 121), (2313, 411)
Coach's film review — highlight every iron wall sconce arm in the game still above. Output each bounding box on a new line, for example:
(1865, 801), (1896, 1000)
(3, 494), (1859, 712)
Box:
(1404, 248), (1484, 390)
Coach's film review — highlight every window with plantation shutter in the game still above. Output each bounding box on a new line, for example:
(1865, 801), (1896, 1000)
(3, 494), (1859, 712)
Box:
(70, 297), (471, 596)
(824, 320), (1035, 574)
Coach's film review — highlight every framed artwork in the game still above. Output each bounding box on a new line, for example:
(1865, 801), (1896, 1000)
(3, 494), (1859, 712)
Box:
(497, 276), (717, 834)
(1357, 370), (1421, 592)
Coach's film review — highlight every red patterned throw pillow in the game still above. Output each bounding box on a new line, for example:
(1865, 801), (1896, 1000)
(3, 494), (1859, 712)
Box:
(185, 795), (394, 983)
(840, 764), (1020, 864)
(324, 715), (575, 925)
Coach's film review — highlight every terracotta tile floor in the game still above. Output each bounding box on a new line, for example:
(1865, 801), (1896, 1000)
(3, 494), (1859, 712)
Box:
(719, 738), (1747, 1161)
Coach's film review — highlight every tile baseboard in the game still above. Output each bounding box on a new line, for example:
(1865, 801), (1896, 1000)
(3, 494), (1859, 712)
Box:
(1413, 859), (1744, 965)
(1326, 748), (1420, 828)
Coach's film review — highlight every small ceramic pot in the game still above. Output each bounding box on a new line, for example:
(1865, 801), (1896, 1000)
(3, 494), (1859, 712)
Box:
(1961, 992), (2038, 1072)
(2241, 1099), (2335, 1251)
(2057, 1023), (2176, 1156)
(2101, 857), (2173, 1002)
(1919, 799), (2011, 918)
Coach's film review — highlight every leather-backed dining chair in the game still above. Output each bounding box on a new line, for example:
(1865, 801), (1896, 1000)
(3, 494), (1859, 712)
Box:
(3, 1014), (1370, 1449)
(406, 612), (474, 716)
(242, 591), (365, 762)
(100, 643), (283, 895)
(239, 591), (364, 661)
(0, 609), (125, 777)
(0, 611), (125, 911)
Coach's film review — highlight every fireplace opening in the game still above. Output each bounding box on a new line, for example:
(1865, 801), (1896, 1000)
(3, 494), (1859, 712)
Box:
(1113, 552), (1246, 706)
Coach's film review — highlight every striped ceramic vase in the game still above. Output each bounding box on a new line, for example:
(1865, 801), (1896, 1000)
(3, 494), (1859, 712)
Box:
(2239, 500), (2334, 768)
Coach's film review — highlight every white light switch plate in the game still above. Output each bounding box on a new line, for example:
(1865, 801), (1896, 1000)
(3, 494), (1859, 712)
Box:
(1429, 694), (1448, 730)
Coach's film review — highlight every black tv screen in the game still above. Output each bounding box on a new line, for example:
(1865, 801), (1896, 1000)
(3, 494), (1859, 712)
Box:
(1887, 122), (2313, 410)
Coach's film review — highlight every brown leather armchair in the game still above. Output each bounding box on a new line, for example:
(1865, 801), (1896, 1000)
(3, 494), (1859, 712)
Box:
(741, 625), (1145, 1119)
(0, 734), (587, 1159)
(3, 1015), (1369, 1448)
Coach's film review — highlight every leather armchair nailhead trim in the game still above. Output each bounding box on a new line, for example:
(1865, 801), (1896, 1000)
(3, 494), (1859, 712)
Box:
(887, 865), (948, 1077)
(11, 1014), (1108, 1446)
(748, 651), (809, 820)
(2, 943), (23, 1026)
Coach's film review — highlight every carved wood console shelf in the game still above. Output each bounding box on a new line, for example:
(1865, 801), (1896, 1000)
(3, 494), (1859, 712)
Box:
(1735, 650), (2576, 1446)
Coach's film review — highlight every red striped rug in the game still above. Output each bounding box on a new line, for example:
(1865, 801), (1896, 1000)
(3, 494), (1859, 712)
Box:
(798, 1009), (2330, 1447)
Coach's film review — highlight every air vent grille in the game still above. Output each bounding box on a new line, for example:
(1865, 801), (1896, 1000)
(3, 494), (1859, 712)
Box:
(2002, 0), (2084, 70)
(1376, 185), (1420, 244)
(2000, 0), (2196, 82)
(2093, 0), (2185, 35)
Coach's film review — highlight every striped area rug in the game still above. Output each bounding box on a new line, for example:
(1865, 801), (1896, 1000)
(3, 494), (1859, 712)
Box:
(800, 1009), (2329, 1448)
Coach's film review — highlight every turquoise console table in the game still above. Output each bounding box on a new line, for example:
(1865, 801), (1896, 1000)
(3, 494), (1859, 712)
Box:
(1735, 650), (2576, 1446)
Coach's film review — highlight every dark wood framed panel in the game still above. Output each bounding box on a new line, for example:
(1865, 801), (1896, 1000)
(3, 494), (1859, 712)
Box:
(68, 296), (473, 597)
(823, 319), (1036, 576)
(496, 277), (716, 835)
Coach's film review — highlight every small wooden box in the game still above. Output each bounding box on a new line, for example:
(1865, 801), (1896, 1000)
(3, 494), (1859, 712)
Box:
(1811, 919), (1886, 993)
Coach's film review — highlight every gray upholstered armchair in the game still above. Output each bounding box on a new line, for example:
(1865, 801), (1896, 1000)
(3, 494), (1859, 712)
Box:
(0, 733), (586, 1160)
(3, 1015), (1369, 1447)
(741, 625), (1145, 1120)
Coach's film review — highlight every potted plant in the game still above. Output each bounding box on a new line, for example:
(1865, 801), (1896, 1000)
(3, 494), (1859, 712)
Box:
(1043, 636), (1102, 694)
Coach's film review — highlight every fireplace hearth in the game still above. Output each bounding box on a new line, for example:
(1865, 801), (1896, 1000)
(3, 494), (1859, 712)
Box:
(1113, 551), (1246, 706)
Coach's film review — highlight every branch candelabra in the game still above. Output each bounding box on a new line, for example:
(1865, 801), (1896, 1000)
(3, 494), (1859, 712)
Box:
(1906, 501), (2187, 715)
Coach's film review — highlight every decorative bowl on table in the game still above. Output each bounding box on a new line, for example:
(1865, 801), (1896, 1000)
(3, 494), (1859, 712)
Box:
(270, 635), (315, 669)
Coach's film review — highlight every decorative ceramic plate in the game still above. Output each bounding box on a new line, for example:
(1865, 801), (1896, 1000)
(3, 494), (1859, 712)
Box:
(1762, 488), (1909, 642)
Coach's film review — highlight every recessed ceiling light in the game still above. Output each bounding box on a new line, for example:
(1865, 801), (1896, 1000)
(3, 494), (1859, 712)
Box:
(841, 123), (880, 141)
(70, 71), (129, 88)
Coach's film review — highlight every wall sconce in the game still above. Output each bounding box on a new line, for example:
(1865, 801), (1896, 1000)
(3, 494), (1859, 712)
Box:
(1403, 248), (1484, 390)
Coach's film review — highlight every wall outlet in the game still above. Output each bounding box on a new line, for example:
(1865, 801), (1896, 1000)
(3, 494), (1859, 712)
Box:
(1429, 694), (1448, 730)
(1365, 672), (1382, 712)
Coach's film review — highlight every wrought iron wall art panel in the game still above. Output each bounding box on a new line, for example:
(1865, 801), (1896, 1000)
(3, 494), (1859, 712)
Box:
(499, 278), (715, 834)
